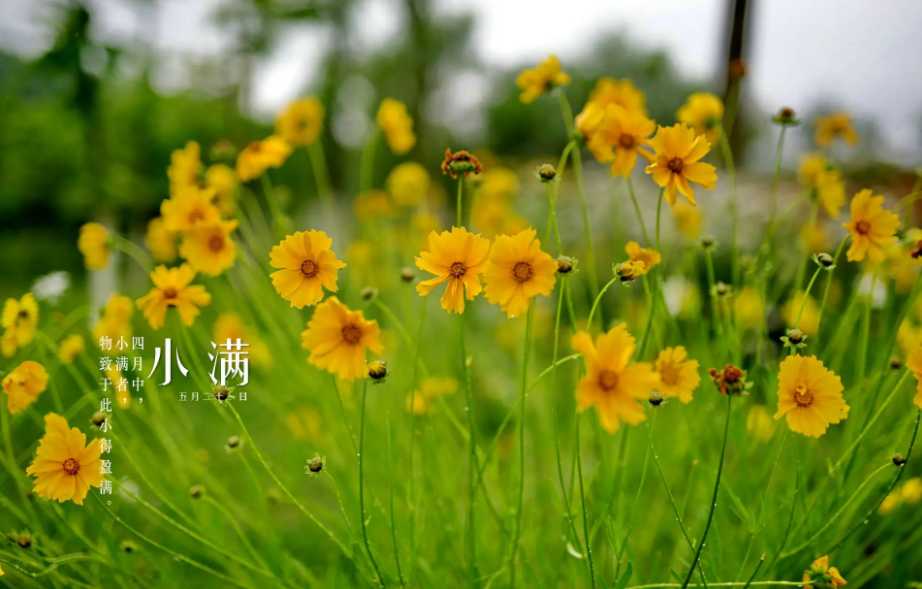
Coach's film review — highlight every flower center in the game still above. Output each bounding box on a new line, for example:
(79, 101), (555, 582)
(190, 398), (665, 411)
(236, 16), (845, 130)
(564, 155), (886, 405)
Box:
(249, 142), (262, 153)
(667, 158), (684, 173)
(598, 370), (619, 391)
(208, 235), (225, 252)
(62, 457), (80, 475)
(794, 384), (814, 407)
(188, 209), (206, 224)
(163, 287), (178, 300)
(341, 324), (362, 345)
(300, 259), (319, 278)
(449, 262), (467, 278)
(512, 262), (533, 283)
(660, 366), (679, 386)
(618, 133), (635, 149)
(855, 220), (871, 235)
(17, 310), (29, 320)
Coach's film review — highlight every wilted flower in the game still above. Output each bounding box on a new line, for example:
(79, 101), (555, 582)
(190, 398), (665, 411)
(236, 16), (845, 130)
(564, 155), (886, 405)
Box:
(441, 149), (483, 179)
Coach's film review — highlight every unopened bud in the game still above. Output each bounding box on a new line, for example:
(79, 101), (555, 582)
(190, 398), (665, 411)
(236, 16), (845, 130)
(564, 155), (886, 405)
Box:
(91, 411), (106, 427)
(226, 435), (241, 449)
(556, 256), (574, 274)
(649, 392), (664, 407)
(786, 329), (805, 345)
(400, 268), (416, 282)
(700, 235), (717, 250)
(189, 485), (204, 499)
(772, 107), (800, 126)
(537, 164), (557, 182)
(616, 260), (645, 282)
(893, 453), (907, 466)
(890, 356), (903, 371)
(367, 360), (388, 381)
(17, 533), (31, 549)
(815, 252), (835, 269)
(361, 286), (376, 300)
(213, 385), (229, 402)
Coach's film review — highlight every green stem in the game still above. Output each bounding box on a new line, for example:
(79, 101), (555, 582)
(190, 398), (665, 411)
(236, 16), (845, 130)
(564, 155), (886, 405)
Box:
(359, 380), (387, 588)
(112, 235), (152, 272)
(457, 177), (464, 227)
(586, 277), (621, 331)
(384, 380), (407, 588)
(626, 175), (653, 248)
(260, 173), (285, 237)
(575, 413), (597, 589)
(509, 304), (536, 588)
(307, 140), (334, 215)
(815, 237), (850, 343)
(741, 557), (766, 589)
(638, 189), (664, 359)
(767, 126), (787, 240)
(360, 128), (379, 195)
(794, 267), (822, 331)
(718, 131), (739, 287)
(459, 312), (480, 585)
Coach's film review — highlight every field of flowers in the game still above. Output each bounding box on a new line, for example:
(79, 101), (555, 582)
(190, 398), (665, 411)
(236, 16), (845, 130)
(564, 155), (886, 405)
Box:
(3, 53), (922, 589)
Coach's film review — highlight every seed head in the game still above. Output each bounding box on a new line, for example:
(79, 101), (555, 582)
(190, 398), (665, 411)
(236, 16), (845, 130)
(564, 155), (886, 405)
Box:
(441, 148), (483, 179)
(556, 256), (574, 274)
(400, 267), (416, 282)
(709, 365), (750, 396)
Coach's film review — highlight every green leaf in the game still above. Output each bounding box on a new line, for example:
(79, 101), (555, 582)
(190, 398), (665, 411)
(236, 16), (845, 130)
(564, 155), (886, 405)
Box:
(615, 561), (633, 589)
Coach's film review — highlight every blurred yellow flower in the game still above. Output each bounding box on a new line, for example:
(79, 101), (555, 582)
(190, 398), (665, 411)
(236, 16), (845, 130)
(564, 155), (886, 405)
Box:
(26, 413), (104, 505)
(843, 189), (900, 264)
(584, 104), (656, 177)
(878, 491), (900, 515)
(815, 170), (846, 219)
(800, 221), (830, 254)
(136, 264), (211, 330)
(782, 291), (820, 335)
(2, 360), (48, 414)
(286, 407), (326, 443)
(472, 199), (528, 240)
(416, 227), (490, 314)
(145, 217), (178, 263)
(213, 312), (272, 368)
(276, 97), (324, 146)
(236, 135), (292, 182)
(774, 355), (847, 438)
(672, 202), (702, 239)
(179, 220), (238, 277)
(484, 228), (558, 318)
(1, 293), (38, 357)
(572, 324), (658, 434)
(354, 190), (394, 218)
(516, 55), (570, 104)
(477, 167), (520, 202)
(377, 99), (416, 155)
(902, 477), (922, 503)
(161, 187), (221, 233)
(205, 164), (238, 217)
(676, 92), (724, 143)
(907, 347), (922, 409)
(301, 297), (383, 381)
(898, 320), (922, 357)
(586, 77), (647, 116)
(746, 404), (777, 441)
(734, 286), (764, 330)
(58, 334), (85, 364)
(405, 376), (458, 415)
(625, 241), (661, 274)
(815, 112), (858, 147)
(386, 162), (430, 207)
(645, 124), (717, 206)
(654, 346), (700, 403)
(168, 141), (202, 193)
(78, 222), (111, 270)
(889, 230), (922, 293)
(269, 230), (346, 309)
(798, 153), (829, 186)
(92, 294), (133, 353)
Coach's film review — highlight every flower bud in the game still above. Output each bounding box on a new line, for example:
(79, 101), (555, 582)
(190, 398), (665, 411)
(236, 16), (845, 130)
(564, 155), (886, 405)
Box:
(306, 453), (326, 477)
(400, 267), (416, 282)
(814, 252), (835, 269)
(17, 533), (31, 549)
(890, 356), (903, 371)
(537, 164), (557, 182)
(121, 540), (139, 553)
(91, 411), (107, 427)
(649, 392), (664, 407)
(556, 256), (574, 274)
(700, 235), (717, 250)
(361, 286), (376, 300)
(729, 58), (747, 81)
(912, 240), (922, 260)
(441, 148), (483, 179)
(893, 453), (907, 466)
(772, 107), (800, 126)
(367, 360), (388, 381)
(616, 260), (645, 282)
(712, 282), (731, 298)
(190, 485), (204, 499)
(786, 329), (805, 345)
(226, 435), (241, 449)
(213, 385), (229, 402)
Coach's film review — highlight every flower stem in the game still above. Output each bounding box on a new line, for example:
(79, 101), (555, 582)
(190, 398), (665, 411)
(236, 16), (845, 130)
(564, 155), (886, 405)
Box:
(457, 177), (464, 227)
(586, 276), (620, 331)
(459, 311), (480, 585)
(718, 131), (739, 288)
(575, 412), (597, 589)
(509, 304), (536, 588)
(794, 267), (822, 331)
(815, 236), (849, 342)
(638, 190), (665, 359)
(359, 380), (387, 588)
(766, 126), (787, 241)
(741, 556), (766, 589)
(360, 128), (379, 195)
(307, 139), (334, 216)
(384, 380), (407, 588)
(626, 175), (653, 248)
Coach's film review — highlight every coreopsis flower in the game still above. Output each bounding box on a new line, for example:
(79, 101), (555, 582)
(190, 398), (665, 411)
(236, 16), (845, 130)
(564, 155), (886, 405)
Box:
(654, 346), (700, 403)
(354, 190), (394, 219)
(515, 55), (571, 104)
(406, 376), (459, 415)
(843, 189), (900, 264)
(802, 555), (847, 589)
(799, 153), (829, 186)
(136, 264), (211, 330)
(205, 164), (238, 217)
(672, 202), (702, 239)
(214, 313), (271, 368)
(2, 361), (48, 414)
(484, 228), (558, 318)
(57, 334), (84, 364)
(572, 324), (659, 433)
(879, 491), (900, 515)
(415, 227), (490, 314)
(734, 286), (765, 330)
(815, 112), (858, 147)
(168, 141), (202, 193)
(774, 355), (848, 437)
(276, 97), (324, 146)
(584, 105), (656, 177)
(586, 77), (647, 116)
(386, 162), (430, 207)
(92, 294), (133, 353)
(903, 477), (922, 503)
(236, 135), (293, 182)
(746, 404), (777, 441)
(25, 413), (104, 505)
(782, 291), (820, 335)
(677, 93), (724, 143)
(575, 102), (606, 146)
(376, 99), (416, 155)
(815, 170), (846, 219)
(300, 297), (383, 381)
(1, 293), (38, 357)
(161, 187), (221, 233)
(625, 241), (661, 274)
(269, 230), (346, 309)
(145, 217), (178, 263)
(478, 167), (520, 201)
(616, 260), (646, 282)
(899, 321), (922, 357)
(78, 222), (111, 270)
(801, 221), (831, 254)
(907, 347), (922, 409)
(178, 220), (239, 277)
(441, 148), (483, 179)
(645, 124), (718, 206)
(471, 199), (528, 240)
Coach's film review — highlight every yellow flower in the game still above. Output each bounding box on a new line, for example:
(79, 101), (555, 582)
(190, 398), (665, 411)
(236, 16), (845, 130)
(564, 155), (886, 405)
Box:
(774, 355), (847, 438)
(616, 260), (646, 282)
(586, 77), (647, 116)
(583, 104), (656, 177)
(843, 189), (900, 264)
(815, 170), (846, 219)
(746, 404), (777, 441)
(878, 492), (901, 515)
(654, 346), (700, 403)
(645, 124), (718, 206)
(415, 227), (491, 314)
(889, 230), (922, 294)
(515, 55), (571, 104)
(58, 334), (85, 364)
(800, 221), (830, 254)
(160, 186), (221, 233)
(798, 153), (829, 186)
(477, 167), (520, 202)
(2, 361), (48, 414)
(472, 199), (528, 240)
(145, 217), (178, 263)
(269, 230), (346, 309)
(205, 164), (238, 217)
(354, 190), (394, 219)
(168, 141), (202, 193)
(178, 220), (239, 277)
(625, 241), (661, 274)
(1, 293), (38, 357)
(300, 297), (383, 381)
(406, 376), (458, 415)
(575, 102), (606, 147)
(734, 286), (764, 330)
(214, 313), (272, 368)
(803, 555), (847, 589)
(136, 264), (211, 330)
(92, 294), (133, 353)
(572, 324), (659, 433)
(78, 222), (111, 270)
(898, 320), (922, 357)
(386, 162), (430, 207)
(376, 99), (416, 155)
(672, 202), (702, 239)
(815, 112), (858, 147)
(676, 92), (724, 143)
(782, 291), (820, 335)
(484, 228), (558, 318)
(236, 135), (292, 182)
(907, 347), (922, 410)
(901, 477), (922, 504)
(276, 97), (324, 146)
(26, 413), (104, 505)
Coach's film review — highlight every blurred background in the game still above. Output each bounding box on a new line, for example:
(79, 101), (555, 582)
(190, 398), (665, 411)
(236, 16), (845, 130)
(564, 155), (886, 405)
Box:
(2, 0), (922, 295)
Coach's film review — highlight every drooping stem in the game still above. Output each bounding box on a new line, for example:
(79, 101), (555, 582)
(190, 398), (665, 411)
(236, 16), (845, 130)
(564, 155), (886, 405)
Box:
(359, 380), (387, 588)
(586, 276), (621, 331)
(509, 304), (536, 588)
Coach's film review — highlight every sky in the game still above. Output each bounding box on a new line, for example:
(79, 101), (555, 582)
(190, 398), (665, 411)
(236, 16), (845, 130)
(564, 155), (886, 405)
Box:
(2, 0), (922, 162)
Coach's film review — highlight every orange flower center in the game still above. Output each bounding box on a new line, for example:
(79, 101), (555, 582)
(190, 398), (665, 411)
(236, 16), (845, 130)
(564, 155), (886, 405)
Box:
(249, 142), (262, 153)
(512, 262), (533, 283)
(660, 365), (679, 386)
(208, 235), (225, 252)
(301, 259), (319, 278)
(163, 287), (178, 300)
(341, 324), (362, 345)
(794, 384), (814, 407)
(598, 370), (619, 391)
(667, 158), (684, 174)
(449, 262), (467, 278)
(188, 209), (206, 224)
(618, 133), (635, 149)
(62, 457), (80, 475)
(855, 220), (871, 235)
